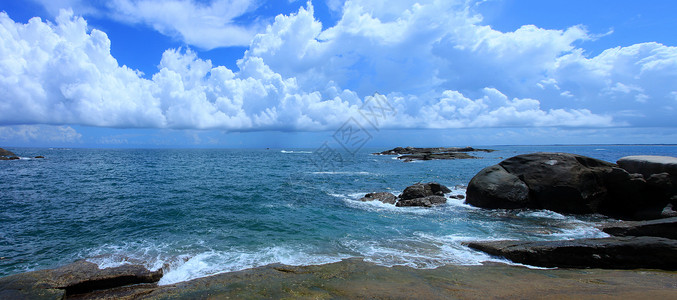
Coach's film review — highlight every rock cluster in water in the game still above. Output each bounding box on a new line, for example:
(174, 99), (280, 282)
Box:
(373, 146), (494, 162)
(466, 153), (677, 220)
(464, 152), (677, 270)
(359, 182), (457, 207)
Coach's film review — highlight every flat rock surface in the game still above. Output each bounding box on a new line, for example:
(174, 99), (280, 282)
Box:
(373, 146), (494, 161)
(617, 155), (677, 177)
(0, 260), (162, 299)
(466, 236), (677, 270)
(601, 217), (677, 240)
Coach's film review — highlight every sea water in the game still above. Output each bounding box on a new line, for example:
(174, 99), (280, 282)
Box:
(1, 145), (675, 284)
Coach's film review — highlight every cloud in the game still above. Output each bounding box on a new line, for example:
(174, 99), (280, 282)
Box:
(30, 0), (264, 49)
(0, 125), (82, 143)
(106, 0), (263, 49)
(3, 1), (677, 134)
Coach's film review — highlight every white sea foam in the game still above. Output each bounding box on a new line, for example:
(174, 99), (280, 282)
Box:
(280, 150), (313, 154)
(310, 171), (371, 175)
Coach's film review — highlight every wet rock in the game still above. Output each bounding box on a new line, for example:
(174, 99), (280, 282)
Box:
(399, 182), (450, 200)
(601, 217), (677, 240)
(396, 195), (446, 207)
(465, 236), (677, 270)
(359, 192), (397, 204)
(34, 156), (44, 159)
(0, 260), (162, 298)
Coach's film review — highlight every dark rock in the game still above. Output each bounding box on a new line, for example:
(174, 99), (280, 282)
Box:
(396, 195), (446, 207)
(34, 156), (44, 159)
(0, 147), (16, 157)
(617, 155), (677, 178)
(465, 236), (677, 270)
(466, 165), (529, 209)
(601, 217), (677, 240)
(359, 192), (397, 204)
(0, 260), (162, 298)
(372, 146), (494, 161)
(0, 156), (20, 161)
(399, 182), (451, 200)
(465, 152), (676, 219)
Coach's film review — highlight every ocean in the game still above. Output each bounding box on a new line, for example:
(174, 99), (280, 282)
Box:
(1, 145), (676, 285)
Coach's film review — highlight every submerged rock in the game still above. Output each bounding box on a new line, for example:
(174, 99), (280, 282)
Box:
(359, 192), (397, 204)
(465, 236), (677, 270)
(396, 195), (446, 207)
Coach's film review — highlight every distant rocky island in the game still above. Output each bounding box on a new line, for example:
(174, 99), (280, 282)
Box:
(0, 147), (44, 160)
(373, 146), (495, 162)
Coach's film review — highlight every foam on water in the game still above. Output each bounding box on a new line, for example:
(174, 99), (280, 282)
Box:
(280, 150), (313, 154)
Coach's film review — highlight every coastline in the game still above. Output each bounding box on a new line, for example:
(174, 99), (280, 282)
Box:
(3, 258), (677, 299)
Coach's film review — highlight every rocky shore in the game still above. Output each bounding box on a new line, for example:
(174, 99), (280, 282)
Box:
(373, 146), (494, 162)
(3, 258), (676, 299)
(463, 152), (677, 271)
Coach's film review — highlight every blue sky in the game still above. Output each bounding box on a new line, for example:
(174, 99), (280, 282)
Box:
(1, 0), (676, 148)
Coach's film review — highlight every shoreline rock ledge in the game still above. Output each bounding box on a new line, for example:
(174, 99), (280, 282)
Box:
(373, 146), (494, 162)
(0, 147), (19, 160)
(465, 152), (677, 220)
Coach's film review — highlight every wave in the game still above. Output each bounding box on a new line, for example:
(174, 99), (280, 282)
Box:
(310, 171), (372, 175)
(280, 150), (313, 154)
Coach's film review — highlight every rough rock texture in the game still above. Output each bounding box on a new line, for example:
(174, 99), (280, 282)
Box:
(396, 195), (447, 207)
(601, 217), (677, 240)
(465, 236), (677, 270)
(359, 192), (397, 204)
(360, 182), (451, 207)
(373, 146), (494, 162)
(399, 182), (451, 200)
(617, 155), (677, 178)
(0, 260), (162, 299)
(466, 152), (677, 220)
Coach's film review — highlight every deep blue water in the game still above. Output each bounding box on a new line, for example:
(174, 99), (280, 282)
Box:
(1, 145), (676, 284)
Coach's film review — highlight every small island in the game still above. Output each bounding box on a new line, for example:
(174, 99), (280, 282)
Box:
(373, 146), (495, 162)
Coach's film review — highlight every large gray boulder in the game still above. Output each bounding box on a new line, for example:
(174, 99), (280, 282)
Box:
(360, 182), (451, 207)
(466, 153), (617, 214)
(617, 155), (677, 178)
(466, 152), (677, 219)
(465, 236), (677, 270)
(396, 195), (447, 207)
(465, 165), (529, 209)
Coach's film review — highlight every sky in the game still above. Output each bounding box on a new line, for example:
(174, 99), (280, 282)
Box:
(0, 0), (676, 148)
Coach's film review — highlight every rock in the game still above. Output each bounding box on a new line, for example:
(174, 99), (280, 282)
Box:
(359, 192), (397, 204)
(601, 217), (677, 240)
(617, 155), (677, 178)
(0, 147), (16, 157)
(399, 182), (450, 200)
(0, 156), (20, 160)
(372, 146), (494, 161)
(0, 260), (162, 298)
(466, 165), (529, 209)
(34, 156), (44, 159)
(396, 195), (446, 207)
(466, 153), (617, 213)
(465, 236), (677, 270)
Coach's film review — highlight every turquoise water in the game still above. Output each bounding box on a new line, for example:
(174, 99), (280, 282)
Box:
(1, 145), (675, 284)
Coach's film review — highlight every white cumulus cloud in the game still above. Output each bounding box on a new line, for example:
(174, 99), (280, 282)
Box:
(3, 1), (677, 133)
